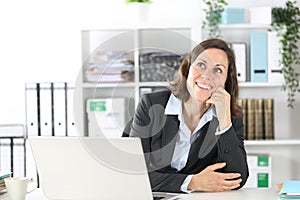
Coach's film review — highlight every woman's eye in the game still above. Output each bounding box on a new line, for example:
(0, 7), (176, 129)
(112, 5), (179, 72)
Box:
(196, 62), (206, 69)
(214, 68), (223, 74)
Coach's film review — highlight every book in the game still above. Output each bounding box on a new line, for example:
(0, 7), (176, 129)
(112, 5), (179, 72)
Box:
(0, 171), (12, 191)
(254, 99), (265, 140)
(279, 180), (300, 197)
(264, 99), (274, 139)
(0, 171), (12, 179)
(247, 99), (255, 140)
(237, 98), (248, 139)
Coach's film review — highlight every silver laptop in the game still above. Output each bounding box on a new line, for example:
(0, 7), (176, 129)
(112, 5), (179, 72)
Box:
(29, 136), (180, 200)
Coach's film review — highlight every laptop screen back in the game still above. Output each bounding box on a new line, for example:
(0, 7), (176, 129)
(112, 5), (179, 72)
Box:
(29, 137), (153, 200)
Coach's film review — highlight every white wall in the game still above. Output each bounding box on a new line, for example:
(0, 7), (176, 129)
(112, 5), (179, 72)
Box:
(0, 0), (201, 124)
(0, 0), (299, 125)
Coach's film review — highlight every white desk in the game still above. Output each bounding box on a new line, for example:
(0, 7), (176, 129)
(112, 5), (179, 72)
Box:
(176, 188), (279, 200)
(0, 188), (279, 200)
(0, 189), (46, 200)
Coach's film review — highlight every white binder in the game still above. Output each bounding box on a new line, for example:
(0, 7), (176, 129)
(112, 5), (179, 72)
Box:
(66, 83), (77, 136)
(87, 98), (125, 138)
(13, 139), (25, 177)
(268, 32), (284, 83)
(39, 83), (53, 136)
(25, 83), (38, 136)
(0, 139), (11, 173)
(230, 43), (246, 82)
(25, 140), (37, 183)
(53, 83), (67, 136)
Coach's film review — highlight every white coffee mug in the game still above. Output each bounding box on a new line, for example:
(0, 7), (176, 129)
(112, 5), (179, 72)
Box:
(4, 177), (36, 200)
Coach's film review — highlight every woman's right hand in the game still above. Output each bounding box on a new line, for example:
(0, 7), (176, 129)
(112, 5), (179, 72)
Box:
(187, 162), (242, 192)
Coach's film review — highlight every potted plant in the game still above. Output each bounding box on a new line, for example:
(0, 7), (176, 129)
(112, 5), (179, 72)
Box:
(271, 0), (300, 108)
(202, 0), (228, 39)
(126, 0), (151, 3)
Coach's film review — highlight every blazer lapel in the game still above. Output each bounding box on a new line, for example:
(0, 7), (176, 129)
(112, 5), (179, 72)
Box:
(161, 115), (179, 165)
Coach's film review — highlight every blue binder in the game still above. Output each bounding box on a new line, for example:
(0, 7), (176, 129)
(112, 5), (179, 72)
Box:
(221, 8), (245, 24)
(250, 32), (268, 82)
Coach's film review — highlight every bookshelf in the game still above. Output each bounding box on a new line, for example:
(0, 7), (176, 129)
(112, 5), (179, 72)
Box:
(214, 0), (300, 187)
(79, 26), (300, 138)
(78, 26), (201, 136)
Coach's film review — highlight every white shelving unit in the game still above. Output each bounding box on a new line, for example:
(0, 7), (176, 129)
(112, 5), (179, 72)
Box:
(82, 82), (136, 88)
(239, 82), (282, 88)
(219, 24), (271, 29)
(213, 0), (300, 187)
(78, 26), (200, 136)
(245, 140), (300, 146)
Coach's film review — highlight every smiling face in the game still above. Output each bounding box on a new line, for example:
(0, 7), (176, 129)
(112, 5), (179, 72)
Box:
(186, 48), (229, 102)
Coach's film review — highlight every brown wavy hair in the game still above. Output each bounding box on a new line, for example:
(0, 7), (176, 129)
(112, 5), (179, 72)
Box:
(169, 38), (241, 117)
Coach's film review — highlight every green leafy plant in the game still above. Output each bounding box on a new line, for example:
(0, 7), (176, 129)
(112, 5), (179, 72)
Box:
(271, 0), (300, 108)
(126, 0), (151, 3)
(202, 0), (228, 38)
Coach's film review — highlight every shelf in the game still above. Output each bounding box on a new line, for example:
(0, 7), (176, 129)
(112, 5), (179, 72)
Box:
(239, 82), (282, 88)
(82, 82), (136, 88)
(82, 24), (196, 32)
(138, 82), (169, 87)
(245, 139), (300, 146)
(219, 24), (271, 29)
(83, 82), (169, 88)
(82, 82), (282, 88)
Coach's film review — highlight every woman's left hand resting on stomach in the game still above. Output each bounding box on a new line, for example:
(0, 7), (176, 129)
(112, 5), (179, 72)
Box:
(187, 162), (242, 192)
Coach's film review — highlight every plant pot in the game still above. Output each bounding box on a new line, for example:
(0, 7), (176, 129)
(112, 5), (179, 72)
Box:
(127, 2), (150, 23)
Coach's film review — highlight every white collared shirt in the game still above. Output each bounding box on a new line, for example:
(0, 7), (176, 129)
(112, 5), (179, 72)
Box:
(165, 94), (232, 192)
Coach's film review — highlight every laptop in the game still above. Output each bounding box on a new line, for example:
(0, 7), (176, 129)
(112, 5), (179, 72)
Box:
(29, 137), (180, 200)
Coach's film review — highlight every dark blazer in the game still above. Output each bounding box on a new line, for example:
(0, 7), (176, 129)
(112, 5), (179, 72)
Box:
(128, 90), (249, 193)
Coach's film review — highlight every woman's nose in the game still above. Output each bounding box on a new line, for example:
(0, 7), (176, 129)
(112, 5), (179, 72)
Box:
(201, 70), (213, 80)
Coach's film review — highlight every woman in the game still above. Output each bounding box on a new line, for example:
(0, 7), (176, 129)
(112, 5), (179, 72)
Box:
(128, 38), (248, 193)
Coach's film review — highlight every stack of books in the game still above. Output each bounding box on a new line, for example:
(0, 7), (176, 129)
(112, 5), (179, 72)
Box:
(237, 98), (274, 140)
(85, 61), (134, 83)
(0, 171), (12, 192)
(85, 51), (134, 83)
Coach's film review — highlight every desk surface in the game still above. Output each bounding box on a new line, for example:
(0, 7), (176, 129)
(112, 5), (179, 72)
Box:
(0, 188), (279, 200)
(177, 188), (279, 200)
